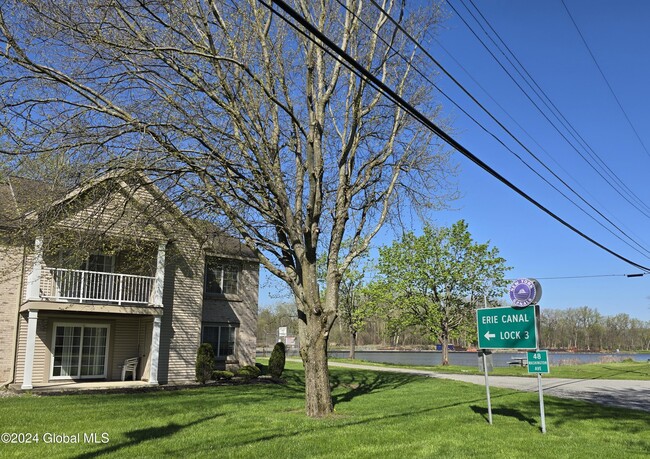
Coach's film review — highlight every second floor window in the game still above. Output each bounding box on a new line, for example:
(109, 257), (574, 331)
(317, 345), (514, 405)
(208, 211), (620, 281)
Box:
(205, 258), (239, 295)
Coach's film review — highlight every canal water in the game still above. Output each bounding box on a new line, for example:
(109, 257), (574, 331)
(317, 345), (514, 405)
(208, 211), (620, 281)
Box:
(326, 350), (649, 367)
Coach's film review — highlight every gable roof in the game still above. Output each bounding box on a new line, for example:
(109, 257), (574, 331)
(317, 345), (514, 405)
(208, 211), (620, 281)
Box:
(0, 176), (67, 229)
(0, 172), (258, 261)
(195, 220), (258, 262)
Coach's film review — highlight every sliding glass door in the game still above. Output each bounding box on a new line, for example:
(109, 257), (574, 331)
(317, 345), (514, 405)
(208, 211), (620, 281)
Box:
(52, 324), (109, 379)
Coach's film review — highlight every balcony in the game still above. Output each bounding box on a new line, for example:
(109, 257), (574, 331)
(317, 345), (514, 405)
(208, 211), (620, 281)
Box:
(47, 268), (156, 305)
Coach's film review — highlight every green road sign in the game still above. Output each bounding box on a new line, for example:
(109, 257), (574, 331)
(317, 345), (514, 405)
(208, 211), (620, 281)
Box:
(476, 305), (539, 350)
(527, 350), (550, 374)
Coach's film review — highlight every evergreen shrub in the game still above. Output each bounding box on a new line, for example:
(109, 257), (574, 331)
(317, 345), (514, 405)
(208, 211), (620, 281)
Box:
(195, 343), (215, 384)
(213, 370), (234, 380)
(237, 365), (261, 380)
(268, 342), (286, 379)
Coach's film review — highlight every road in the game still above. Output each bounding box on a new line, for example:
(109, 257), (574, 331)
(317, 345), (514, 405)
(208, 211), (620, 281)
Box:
(327, 361), (650, 412)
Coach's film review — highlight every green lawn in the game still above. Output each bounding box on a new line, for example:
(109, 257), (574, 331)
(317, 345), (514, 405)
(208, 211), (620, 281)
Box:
(0, 362), (648, 458)
(329, 358), (650, 380)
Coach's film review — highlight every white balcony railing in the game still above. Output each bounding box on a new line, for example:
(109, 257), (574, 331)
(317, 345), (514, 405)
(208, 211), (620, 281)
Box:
(49, 268), (156, 305)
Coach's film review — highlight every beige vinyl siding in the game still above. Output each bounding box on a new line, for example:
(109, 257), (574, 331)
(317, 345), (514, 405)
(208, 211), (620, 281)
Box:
(0, 244), (23, 382)
(6, 175), (260, 386)
(159, 237), (204, 383)
(109, 317), (142, 380)
(13, 312), (48, 385)
(56, 184), (172, 242)
(13, 313), (27, 385)
(15, 312), (148, 384)
(202, 261), (259, 368)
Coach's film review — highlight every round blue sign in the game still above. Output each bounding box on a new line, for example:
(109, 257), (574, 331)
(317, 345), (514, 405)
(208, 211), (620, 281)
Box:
(509, 278), (542, 307)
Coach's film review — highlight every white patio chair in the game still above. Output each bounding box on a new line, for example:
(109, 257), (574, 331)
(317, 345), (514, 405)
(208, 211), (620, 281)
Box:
(121, 357), (139, 381)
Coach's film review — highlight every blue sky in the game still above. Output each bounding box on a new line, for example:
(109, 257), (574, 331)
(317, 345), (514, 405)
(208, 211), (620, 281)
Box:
(260, 0), (650, 321)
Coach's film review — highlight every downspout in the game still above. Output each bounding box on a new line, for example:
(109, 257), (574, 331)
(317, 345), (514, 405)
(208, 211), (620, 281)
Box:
(1, 244), (27, 389)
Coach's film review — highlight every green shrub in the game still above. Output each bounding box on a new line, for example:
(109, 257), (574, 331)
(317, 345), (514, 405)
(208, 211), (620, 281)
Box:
(236, 365), (261, 380)
(195, 343), (215, 384)
(212, 370), (234, 380)
(255, 362), (267, 375)
(268, 342), (286, 379)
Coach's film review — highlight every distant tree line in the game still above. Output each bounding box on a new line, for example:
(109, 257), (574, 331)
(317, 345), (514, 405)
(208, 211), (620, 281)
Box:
(257, 221), (650, 354)
(259, 304), (650, 352)
(540, 307), (650, 352)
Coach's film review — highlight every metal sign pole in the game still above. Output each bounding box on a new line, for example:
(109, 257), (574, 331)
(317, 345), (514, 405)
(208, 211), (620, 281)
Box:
(538, 371), (546, 434)
(482, 351), (493, 425)
(480, 293), (493, 425)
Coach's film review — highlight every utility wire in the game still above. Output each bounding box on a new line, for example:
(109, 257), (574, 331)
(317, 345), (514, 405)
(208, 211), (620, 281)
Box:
(429, 36), (647, 244)
(531, 273), (646, 280)
(464, 0), (650, 217)
(447, 0), (650, 220)
(256, 0), (650, 273)
(355, 0), (650, 259)
(561, 0), (650, 160)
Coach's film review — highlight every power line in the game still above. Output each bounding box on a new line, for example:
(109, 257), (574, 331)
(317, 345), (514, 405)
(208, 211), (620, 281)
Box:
(460, 0), (650, 214)
(464, 0), (650, 218)
(429, 33), (650, 251)
(529, 273), (646, 280)
(560, 0), (650, 160)
(448, 0), (650, 220)
(459, 0), (650, 247)
(256, 0), (650, 273)
(349, 0), (650, 259)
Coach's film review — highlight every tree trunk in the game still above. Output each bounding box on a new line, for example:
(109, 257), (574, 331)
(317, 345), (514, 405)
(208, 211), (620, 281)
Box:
(300, 314), (333, 417)
(441, 335), (450, 366)
(440, 324), (451, 365)
(348, 331), (357, 360)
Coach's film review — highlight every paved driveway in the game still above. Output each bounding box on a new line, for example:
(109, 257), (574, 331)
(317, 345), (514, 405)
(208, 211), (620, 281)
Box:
(327, 361), (650, 412)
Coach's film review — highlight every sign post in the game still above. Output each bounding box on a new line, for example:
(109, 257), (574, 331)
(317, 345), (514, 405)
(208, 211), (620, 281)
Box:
(478, 349), (493, 425)
(476, 278), (547, 433)
(528, 350), (550, 434)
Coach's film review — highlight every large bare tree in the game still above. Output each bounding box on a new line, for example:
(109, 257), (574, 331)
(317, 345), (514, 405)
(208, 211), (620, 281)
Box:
(0, 0), (455, 416)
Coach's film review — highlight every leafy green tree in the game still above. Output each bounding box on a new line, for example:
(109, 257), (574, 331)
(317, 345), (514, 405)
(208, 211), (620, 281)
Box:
(367, 220), (509, 365)
(338, 266), (371, 359)
(318, 246), (374, 359)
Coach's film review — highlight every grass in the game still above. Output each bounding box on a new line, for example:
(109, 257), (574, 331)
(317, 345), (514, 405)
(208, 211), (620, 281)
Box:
(0, 362), (648, 458)
(328, 357), (650, 380)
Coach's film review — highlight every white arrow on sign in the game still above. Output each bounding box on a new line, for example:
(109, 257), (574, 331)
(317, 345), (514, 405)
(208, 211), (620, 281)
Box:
(484, 331), (496, 340)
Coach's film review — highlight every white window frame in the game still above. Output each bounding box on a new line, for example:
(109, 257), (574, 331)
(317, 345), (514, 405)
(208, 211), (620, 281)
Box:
(204, 258), (240, 295)
(201, 323), (238, 359)
(50, 322), (110, 380)
(86, 253), (116, 273)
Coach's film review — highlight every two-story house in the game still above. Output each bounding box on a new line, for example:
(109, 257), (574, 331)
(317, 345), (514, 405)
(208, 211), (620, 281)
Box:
(0, 172), (258, 390)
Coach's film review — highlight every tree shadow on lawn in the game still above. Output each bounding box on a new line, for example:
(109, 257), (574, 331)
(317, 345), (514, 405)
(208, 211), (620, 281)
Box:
(222, 383), (649, 451)
(72, 414), (222, 459)
(478, 387), (650, 439)
(592, 364), (650, 380)
(541, 395), (650, 430)
(331, 370), (425, 405)
(470, 405), (538, 426)
(227, 392), (495, 450)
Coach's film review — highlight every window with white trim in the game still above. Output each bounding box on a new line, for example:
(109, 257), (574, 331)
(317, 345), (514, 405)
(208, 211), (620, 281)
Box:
(51, 323), (109, 379)
(205, 258), (239, 295)
(87, 253), (115, 273)
(201, 323), (237, 358)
